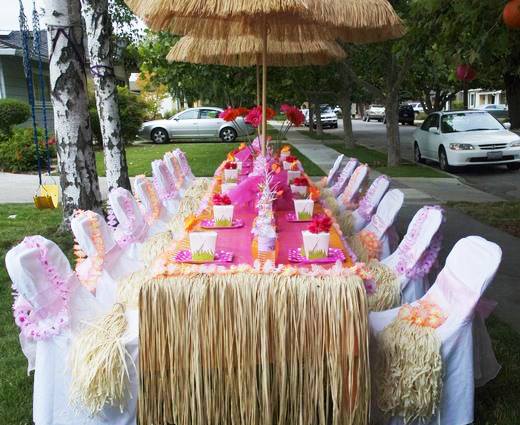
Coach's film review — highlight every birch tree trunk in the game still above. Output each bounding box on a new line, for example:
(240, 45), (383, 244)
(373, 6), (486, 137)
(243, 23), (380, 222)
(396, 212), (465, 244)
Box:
(44, 0), (102, 223)
(81, 0), (131, 192)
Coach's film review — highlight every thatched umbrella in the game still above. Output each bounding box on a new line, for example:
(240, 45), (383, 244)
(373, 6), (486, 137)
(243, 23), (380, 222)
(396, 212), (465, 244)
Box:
(126, 0), (404, 155)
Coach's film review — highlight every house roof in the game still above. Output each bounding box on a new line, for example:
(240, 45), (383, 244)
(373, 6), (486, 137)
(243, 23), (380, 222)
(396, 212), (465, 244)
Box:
(0, 30), (49, 62)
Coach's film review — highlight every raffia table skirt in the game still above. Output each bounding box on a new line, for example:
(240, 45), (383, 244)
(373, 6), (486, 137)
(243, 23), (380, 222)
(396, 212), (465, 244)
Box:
(138, 271), (370, 425)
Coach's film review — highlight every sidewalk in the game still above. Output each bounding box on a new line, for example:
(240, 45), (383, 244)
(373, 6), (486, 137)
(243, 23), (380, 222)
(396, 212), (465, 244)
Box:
(285, 126), (520, 333)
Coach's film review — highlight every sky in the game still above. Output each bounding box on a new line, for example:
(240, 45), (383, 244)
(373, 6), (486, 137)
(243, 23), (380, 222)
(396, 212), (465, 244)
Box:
(0, 0), (43, 31)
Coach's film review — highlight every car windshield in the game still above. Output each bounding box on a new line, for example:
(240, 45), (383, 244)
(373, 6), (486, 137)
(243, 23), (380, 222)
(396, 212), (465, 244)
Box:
(371, 105), (383, 109)
(320, 106), (333, 114)
(441, 112), (503, 133)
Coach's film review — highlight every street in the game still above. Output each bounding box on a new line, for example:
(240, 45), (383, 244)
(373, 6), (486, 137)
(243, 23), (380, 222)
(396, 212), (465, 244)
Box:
(325, 119), (520, 200)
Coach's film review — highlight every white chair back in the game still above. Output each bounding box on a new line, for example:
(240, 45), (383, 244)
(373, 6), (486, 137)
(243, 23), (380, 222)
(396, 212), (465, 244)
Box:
(362, 189), (405, 240)
(134, 175), (166, 222)
(427, 236), (501, 321)
(351, 175), (390, 232)
(174, 149), (194, 180)
(331, 158), (358, 196)
(382, 206), (444, 284)
(71, 211), (117, 257)
(164, 152), (184, 187)
(326, 154), (344, 186)
(152, 159), (179, 200)
(338, 164), (369, 206)
(108, 187), (147, 237)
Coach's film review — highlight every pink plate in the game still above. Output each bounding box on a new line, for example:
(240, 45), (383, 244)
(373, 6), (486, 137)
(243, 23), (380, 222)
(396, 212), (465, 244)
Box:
(286, 212), (316, 223)
(200, 218), (245, 229)
(288, 248), (346, 264)
(174, 250), (234, 264)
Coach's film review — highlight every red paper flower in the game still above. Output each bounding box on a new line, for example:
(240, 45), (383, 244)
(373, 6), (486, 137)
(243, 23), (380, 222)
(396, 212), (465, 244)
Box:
(293, 177), (309, 187)
(236, 107), (250, 117)
(281, 104), (305, 127)
(219, 107), (240, 122)
(308, 214), (332, 234)
(245, 105), (276, 128)
(224, 162), (238, 170)
(213, 193), (232, 205)
(284, 155), (298, 163)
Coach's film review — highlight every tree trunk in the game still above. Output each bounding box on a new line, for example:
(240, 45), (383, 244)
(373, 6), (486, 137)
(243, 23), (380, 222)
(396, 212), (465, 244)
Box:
(313, 100), (323, 136)
(339, 97), (355, 149)
(385, 92), (401, 167)
(81, 0), (131, 192)
(308, 102), (315, 134)
(504, 72), (520, 130)
(44, 0), (102, 224)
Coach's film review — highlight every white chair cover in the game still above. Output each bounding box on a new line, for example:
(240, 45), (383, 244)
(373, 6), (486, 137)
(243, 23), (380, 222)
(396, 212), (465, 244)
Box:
(71, 211), (143, 309)
(351, 175), (390, 233)
(370, 236), (502, 425)
(5, 237), (139, 424)
(173, 148), (195, 183)
(360, 189), (404, 260)
(337, 164), (369, 211)
(326, 154), (344, 186)
(330, 158), (358, 197)
(163, 152), (186, 195)
(152, 159), (181, 215)
(382, 206), (444, 304)
(108, 188), (148, 261)
(134, 175), (169, 236)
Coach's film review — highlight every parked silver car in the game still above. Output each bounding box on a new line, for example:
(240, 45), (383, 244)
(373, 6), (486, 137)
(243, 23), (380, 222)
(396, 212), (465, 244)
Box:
(138, 107), (255, 143)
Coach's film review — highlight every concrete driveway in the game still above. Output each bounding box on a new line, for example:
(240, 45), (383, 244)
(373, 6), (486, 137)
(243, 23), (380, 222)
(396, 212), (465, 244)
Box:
(325, 119), (520, 200)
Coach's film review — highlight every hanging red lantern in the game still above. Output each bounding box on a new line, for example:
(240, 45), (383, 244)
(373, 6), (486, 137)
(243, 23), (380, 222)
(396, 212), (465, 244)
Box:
(503, 0), (520, 29)
(456, 64), (477, 82)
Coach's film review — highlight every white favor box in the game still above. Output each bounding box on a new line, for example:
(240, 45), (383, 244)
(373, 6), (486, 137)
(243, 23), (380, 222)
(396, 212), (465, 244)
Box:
(235, 161), (243, 174)
(290, 184), (308, 198)
(221, 183), (237, 193)
(294, 199), (314, 221)
(287, 170), (301, 184)
(213, 204), (234, 227)
(301, 231), (330, 259)
(280, 151), (290, 161)
(189, 231), (218, 261)
(283, 161), (297, 171)
(224, 168), (239, 183)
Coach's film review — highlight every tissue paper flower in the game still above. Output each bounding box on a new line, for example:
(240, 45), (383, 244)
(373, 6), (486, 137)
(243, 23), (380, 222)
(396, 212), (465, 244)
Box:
(308, 214), (333, 234)
(213, 193), (232, 205)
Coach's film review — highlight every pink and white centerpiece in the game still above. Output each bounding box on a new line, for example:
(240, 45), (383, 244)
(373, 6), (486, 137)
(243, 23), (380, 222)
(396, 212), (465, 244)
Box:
(189, 231), (218, 262)
(301, 215), (332, 259)
(294, 199), (314, 221)
(223, 161), (239, 183)
(212, 193), (234, 227)
(290, 177), (309, 199)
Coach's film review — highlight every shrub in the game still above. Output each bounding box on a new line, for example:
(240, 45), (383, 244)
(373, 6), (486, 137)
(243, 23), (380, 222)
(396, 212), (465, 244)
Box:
(0, 128), (56, 172)
(451, 100), (465, 111)
(0, 99), (31, 136)
(89, 86), (149, 145)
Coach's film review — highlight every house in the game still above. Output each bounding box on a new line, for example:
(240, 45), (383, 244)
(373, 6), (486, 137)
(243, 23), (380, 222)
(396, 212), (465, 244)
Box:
(0, 30), (54, 132)
(467, 89), (507, 109)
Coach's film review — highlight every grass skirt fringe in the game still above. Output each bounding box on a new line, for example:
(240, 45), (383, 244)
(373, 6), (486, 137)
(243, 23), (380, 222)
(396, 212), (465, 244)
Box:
(139, 272), (371, 425)
(366, 260), (401, 312)
(375, 319), (442, 423)
(69, 304), (132, 415)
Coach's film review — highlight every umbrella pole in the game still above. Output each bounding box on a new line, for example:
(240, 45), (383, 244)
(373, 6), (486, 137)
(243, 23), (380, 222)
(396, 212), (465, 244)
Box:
(256, 59), (261, 106)
(261, 21), (267, 157)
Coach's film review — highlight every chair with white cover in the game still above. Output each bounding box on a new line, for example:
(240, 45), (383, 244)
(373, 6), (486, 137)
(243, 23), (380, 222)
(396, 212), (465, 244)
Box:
(173, 148), (195, 183)
(71, 210), (143, 309)
(381, 205), (444, 305)
(369, 236), (501, 425)
(358, 189), (404, 260)
(152, 159), (181, 215)
(134, 175), (169, 236)
(337, 164), (369, 212)
(326, 154), (344, 187)
(163, 151), (186, 194)
(5, 236), (139, 425)
(350, 175), (390, 233)
(108, 188), (149, 258)
(330, 158), (359, 197)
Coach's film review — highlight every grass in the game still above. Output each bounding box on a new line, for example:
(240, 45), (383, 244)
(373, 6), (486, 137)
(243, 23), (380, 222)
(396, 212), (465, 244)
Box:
(326, 144), (447, 178)
(447, 201), (520, 238)
(297, 129), (342, 141)
(0, 205), (519, 423)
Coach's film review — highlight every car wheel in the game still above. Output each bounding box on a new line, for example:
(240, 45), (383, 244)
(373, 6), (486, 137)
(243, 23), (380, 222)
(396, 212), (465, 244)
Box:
(438, 147), (453, 172)
(507, 162), (520, 171)
(414, 142), (425, 164)
(219, 127), (237, 142)
(333, 123), (338, 129)
(151, 128), (169, 144)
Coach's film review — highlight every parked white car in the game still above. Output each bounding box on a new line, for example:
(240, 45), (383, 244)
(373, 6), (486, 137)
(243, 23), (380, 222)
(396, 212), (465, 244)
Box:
(304, 105), (338, 128)
(138, 107), (254, 143)
(363, 105), (386, 122)
(408, 102), (424, 114)
(413, 111), (520, 171)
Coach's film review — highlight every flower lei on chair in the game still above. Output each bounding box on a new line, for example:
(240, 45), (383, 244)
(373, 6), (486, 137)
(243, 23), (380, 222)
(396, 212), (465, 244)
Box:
(12, 236), (72, 341)
(153, 163), (178, 202)
(73, 210), (105, 291)
(114, 196), (140, 248)
(136, 175), (162, 224)
(375, 298), (447, 423)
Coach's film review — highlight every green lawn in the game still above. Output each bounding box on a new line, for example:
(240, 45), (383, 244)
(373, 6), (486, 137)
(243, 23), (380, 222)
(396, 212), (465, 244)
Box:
(96, 140), (324, 177)
(326, 144), (447, 178)
(447, 201), (520, 238)
(297, 129), (343, 141)
(0, 204), (519, 424)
